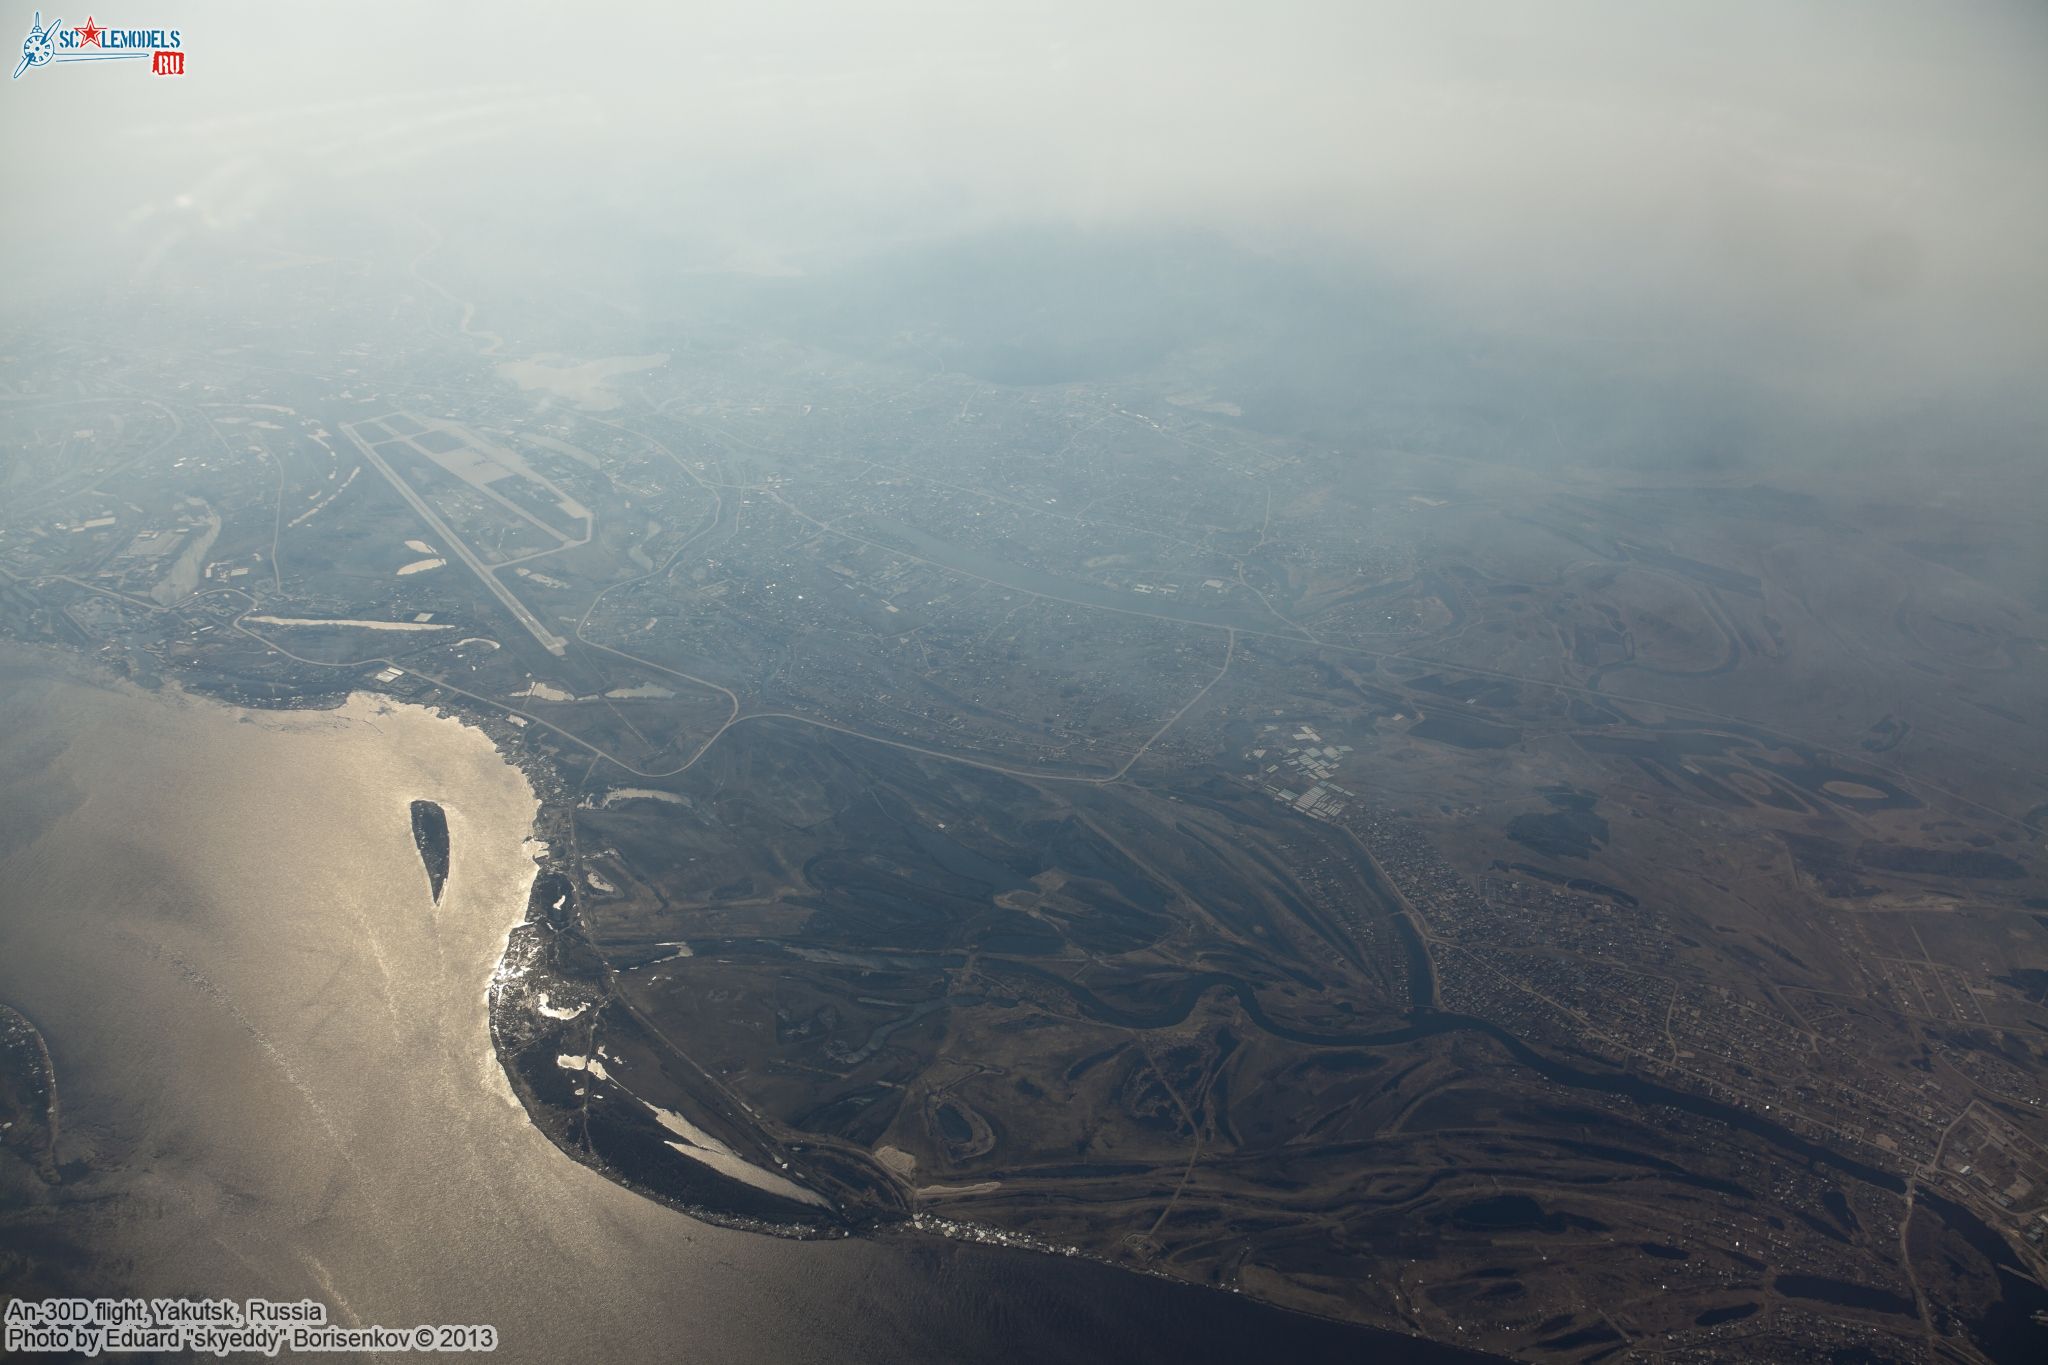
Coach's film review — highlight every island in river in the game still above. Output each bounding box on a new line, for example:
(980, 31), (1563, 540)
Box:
(410, 799), (450, 903)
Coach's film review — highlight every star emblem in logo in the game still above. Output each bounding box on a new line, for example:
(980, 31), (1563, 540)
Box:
(73, 14), (100, 46)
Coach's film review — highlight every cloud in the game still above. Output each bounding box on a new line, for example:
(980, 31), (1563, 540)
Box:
(6, 0), (2043, 414)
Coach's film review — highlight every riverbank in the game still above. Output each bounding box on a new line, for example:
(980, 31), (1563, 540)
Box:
(0, 1004), (59, 1184)
(0, 644), (1486, 1363)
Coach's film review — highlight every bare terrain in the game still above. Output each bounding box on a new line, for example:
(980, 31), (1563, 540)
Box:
(3, 229), (2045, 1364)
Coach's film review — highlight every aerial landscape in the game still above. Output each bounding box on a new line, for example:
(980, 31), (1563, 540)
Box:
(2, 3), (2046, 1362)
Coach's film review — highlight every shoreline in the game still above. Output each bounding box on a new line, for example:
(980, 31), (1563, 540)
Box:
(484, 860), (852, 1240)
(9, 638), (2039, 1360)
(3, 641), (855, 1234)
(0, 1003), (60, 1184)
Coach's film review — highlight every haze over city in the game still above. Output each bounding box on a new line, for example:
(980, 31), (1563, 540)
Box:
(3, 4), (2046, 1362)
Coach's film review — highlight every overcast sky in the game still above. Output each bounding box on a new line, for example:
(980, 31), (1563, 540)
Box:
(7, 1), (2045, 417)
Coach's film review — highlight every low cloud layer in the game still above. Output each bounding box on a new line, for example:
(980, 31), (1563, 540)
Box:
(7, 1), (2044, 417)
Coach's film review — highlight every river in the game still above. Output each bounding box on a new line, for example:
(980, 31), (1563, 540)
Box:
(0, 648), (1481, 1363)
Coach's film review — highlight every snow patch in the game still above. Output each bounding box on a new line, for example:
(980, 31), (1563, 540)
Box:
(647, 1097), (828, 1208)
